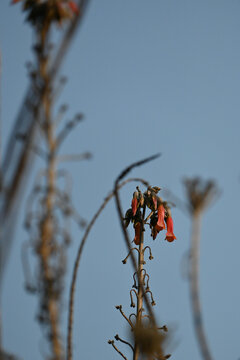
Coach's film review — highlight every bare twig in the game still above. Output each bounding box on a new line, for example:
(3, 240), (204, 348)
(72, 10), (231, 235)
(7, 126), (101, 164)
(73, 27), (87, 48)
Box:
(122, 248), (139, 264)
(143, 246), (154, 260)
(56, 152), (92, 163)
(130, 289), (138, 308)
(115, 334), (134, 352)
(108, 340), (128, 360)
(145, 290), (156, 306)
(129, 313), (137, 324)
(116, 305), (134, 329)
(144, 273), (150, 291)
(56, 115), (84, 149)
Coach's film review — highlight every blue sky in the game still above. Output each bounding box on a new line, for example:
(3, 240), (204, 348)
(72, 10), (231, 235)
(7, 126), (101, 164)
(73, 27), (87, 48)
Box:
(1, 1), (240, 359)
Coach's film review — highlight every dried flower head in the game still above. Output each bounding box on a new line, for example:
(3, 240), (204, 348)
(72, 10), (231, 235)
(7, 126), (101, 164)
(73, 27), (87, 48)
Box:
(184, 177), (218, 214)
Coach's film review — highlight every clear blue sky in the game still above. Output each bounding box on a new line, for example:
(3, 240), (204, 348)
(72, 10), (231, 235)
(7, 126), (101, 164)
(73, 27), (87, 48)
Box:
(1, 1), (240, 359)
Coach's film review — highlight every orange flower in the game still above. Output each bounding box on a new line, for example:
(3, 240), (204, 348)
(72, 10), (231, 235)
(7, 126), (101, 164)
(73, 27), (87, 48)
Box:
(155, 204), (165, 232)
(165, 217), (176, 242)
(133, 222), (141, 245)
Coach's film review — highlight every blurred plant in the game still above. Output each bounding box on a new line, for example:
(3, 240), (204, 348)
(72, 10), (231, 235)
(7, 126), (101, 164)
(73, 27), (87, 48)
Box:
(9, 1), (90, 359)
(184, 177), (218, 360)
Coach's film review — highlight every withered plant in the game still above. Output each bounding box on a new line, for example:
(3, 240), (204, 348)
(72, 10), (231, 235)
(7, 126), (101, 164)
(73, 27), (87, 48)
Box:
(11, 1), (90, 359)
(184, 177), (218, 360)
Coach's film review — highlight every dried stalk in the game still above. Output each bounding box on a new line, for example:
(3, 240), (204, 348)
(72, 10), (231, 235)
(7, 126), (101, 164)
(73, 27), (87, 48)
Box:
(113, 155), (160, 327)
(108, 340), (128, 360)
(190, 211), (213, 360)
(115, 334), (134, 352)
(112, 182), (170, 360)
(0, 0), (89, 286)
(184, 178), (218, 360)
(36, 20), (63, 358)
(133, 207), (145, 360)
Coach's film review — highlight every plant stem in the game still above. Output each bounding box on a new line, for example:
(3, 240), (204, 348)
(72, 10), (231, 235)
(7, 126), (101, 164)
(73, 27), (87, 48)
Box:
(133, 206), (145, 360)
(37, 22), (62, 360)
(190, 211), (213, 360)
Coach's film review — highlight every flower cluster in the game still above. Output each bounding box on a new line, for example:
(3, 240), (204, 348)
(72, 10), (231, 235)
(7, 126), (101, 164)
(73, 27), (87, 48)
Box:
(124, 186), (176, 245)
(12, 0), (79, 26)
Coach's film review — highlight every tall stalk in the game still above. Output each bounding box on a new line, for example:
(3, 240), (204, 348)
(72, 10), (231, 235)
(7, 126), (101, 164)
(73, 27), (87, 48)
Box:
(109, 183), (176, 360)
(184, 177), (218, 360)
(133, 206), (145, 360)
(35, 20), (63, 359)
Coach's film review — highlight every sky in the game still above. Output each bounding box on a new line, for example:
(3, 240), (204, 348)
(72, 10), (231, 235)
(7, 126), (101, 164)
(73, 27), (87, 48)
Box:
(1, 0), (240, 359)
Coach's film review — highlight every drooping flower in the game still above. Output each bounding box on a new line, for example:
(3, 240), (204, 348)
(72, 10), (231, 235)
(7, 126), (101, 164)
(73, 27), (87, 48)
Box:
(155, 204), (166, 232)
(131, 191), (139, 216)
(165, 216), (176, 242)
(133, 222), (141, 245)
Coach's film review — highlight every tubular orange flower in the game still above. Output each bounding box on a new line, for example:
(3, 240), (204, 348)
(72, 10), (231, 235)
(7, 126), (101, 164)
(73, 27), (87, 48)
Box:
(133, 222), (141, 245)
(155, 204), (165, 232)
(165, 217), (176, 242)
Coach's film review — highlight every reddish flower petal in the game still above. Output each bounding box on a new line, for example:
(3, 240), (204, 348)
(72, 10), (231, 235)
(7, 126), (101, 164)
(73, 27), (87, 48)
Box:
(134, 222), (141, 245)
(165, 234), (176, 242)
(11, 0), (21, 4)
(131, 197), (138, 216)
(156, 204), (165, 231)
(165, 217), (176, 243)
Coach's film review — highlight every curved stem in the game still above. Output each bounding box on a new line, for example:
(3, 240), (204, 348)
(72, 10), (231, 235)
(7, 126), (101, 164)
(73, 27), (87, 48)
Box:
(108, 340), (128, 360)
(115, 334), (134, 352)
(122, 248), (139, 264)
(116, 305), (134, 329)
(190, 211), (213, 360)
